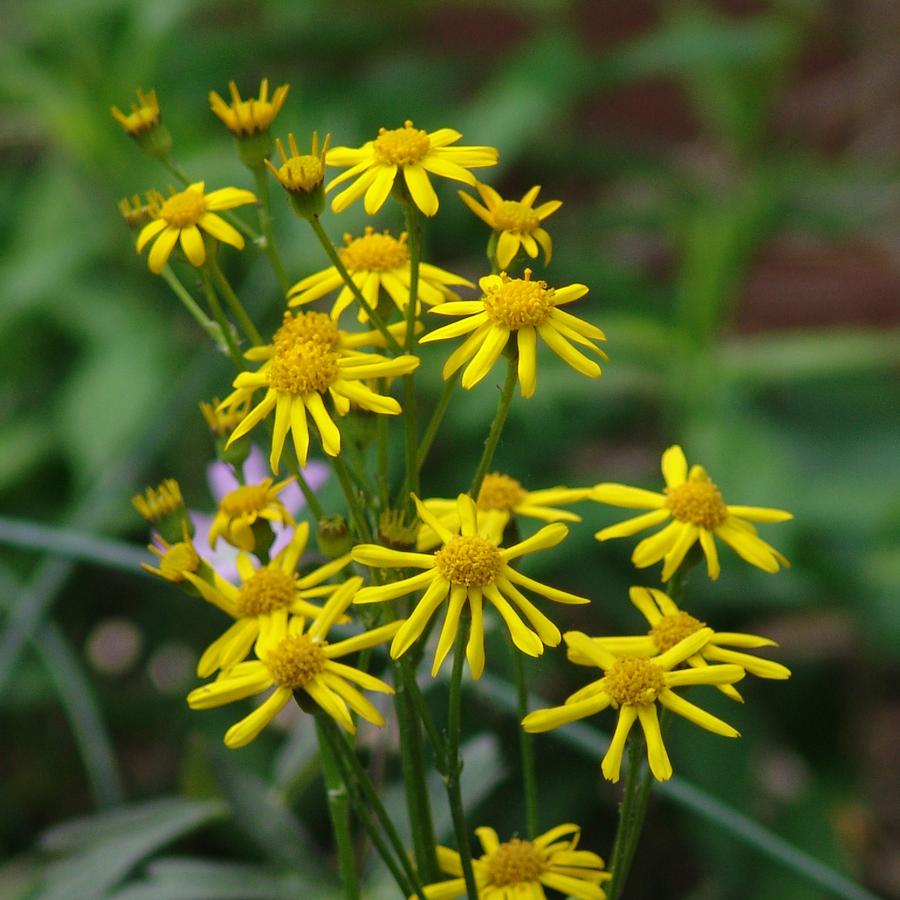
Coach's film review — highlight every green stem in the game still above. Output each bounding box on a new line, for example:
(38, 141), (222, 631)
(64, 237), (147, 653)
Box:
(400, 204), (422, 508)
(416, 371), (459, 474)
(159, 266), (226, 347)
(198, 270), (245, 370)
(160, 155), (190, 186)
(207, 256), (265, 346)
(444, 619), (479, 899)
(332, 454), (372, 542)
(281, 448), (326, 520)
(510, 641), (539, 838)
(376, 383), (389, 508)
(397, 658), (447, 773)
(469, 355), (517, 497)
(607, 734), (649, 900)
(252, 166), (291, 293)
(307, 216), (402, 354)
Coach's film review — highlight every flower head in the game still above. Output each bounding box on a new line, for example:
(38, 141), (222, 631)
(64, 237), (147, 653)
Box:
(266, 131), (329, 193)
(207, 477), (295, 553)
(523, 629), (745, 782)
(567, 586), (790, 702)
(220, 311), (419, 471)
(187, 577), (402, 747)
(593, 445), (793, 581)
(118, 193), (154, 230)
(420, 269), (606, 398)
(136, 182), (256, 274)
(326, 120), (498, 217)
(419, 823), (609, 899)
(142, 525), (207, 585)
(133, 478), (193, 544)
(352, 494), (589, 679)
(418, 473), (593, 549)
(209, 79), (289, 137)
(111, 88), (161, 136)
(460, 182), (562, 270)
(288, 227), (472, 323)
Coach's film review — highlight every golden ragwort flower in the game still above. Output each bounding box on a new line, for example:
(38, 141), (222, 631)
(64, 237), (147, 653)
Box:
(523, 628), (744, 782)
(417, 473), (593, 550)
(220, 311), (420, 472)
(352, 494), (589, 679)
(459, 182), (562, 270)
(208, 477), (295, 553)
(188, 577), (402, 747)
(132, 478), (185, 524)
(419, 823), (609, 900)
(187, 522), (351, 677)
(420, 269), (606, 398)
(142, 526), (204, 585)
(265, 131), (329, 194)
(593, 445), (793, 581)
(110, 88), (161, 136)
(209, 78), (289, 136)
(288, 227), (472, 323)
(567, 586), (790, 702)
(136, 182), (256, 274)
(326, 120), (498, 217)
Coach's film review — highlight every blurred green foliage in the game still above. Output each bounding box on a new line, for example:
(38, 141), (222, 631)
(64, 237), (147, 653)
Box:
(1, 0), (898, 898)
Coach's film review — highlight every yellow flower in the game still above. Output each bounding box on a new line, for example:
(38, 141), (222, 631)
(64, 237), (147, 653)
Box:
(420, 269), (606, 398)
(132, 478), (185, 524)
(142, 527), (205, 585)
(208, 477), (295, 552)
(136, 182), (256, 274)
(567, 586), (791, 702)
(199, 395), (251, 438)
(288, 227), (473, 323)
(187, 577), (402, 747)
(118, 193), (154, 230)
(417, 473), (593, 550)
(459, 182), (562, 270)
(352, 494), (589, 679)
(186, 522), (352, 677)
(523, 629), (745, 782)
(593, 445), (793, 581)
(265, 131), (329, 194)
(209, 78), (289, 136)
(220, 311), (420, 472)
(418, 823), (610, 900)
(110, 88), (161, 136)
(326, 120), (498, 217)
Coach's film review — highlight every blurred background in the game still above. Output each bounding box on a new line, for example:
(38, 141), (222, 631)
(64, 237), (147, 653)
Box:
(1, 0), (898, 897)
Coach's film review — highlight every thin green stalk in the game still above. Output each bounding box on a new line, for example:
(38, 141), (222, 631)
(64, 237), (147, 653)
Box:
(416, 371), (459, 474)
(314, 715), (360, 900)
(332, 454), (372, 542)
(376, 383), (389, 508)
(607, 734), (647, 900)
(400, 204), (422, 506)
(281, 448), (326, 520)
(307, 216), (401, 354)
(252, 166), (291, 292)
(207, 256), (265, 346)
(397, 658), (447, 773)
(198, 270), (245, 370)
(159, 265), (226, 347)
(444, 619), (479, 899)
(510, 641), (539, 838)
(469, 355), (517, 497)
(160, 155), (190, 186)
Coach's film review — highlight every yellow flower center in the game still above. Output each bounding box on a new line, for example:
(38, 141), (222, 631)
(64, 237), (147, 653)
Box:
(373, 120), (431, 165)
(279, 155), (324, 192)
(339, 228), (409, 273)
(665, 481), (727, 530)
(434, 535), (502, 587)
(485, 839), (545, 887)
(482, 270), (554, 329)
(230, 99), (278, 133)
(491, 200), (540, 234)
(236, 567), (296, 617)
(220, 484), (271, 517)
(133, 479), (184, 522)
(160, 189), (206, 228)
(650, 611), (706, 652)
(159, 542), (200, 581)
(274, 311), (341, 349)
(477, 473), (526, 511)
(266, 633), (327, 689)
(603, 657), (666, 706)
(268, 341), (340, 395)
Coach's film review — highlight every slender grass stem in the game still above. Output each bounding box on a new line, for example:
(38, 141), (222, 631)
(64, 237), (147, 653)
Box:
(206, 256), (265, 346)
(469, 355), (517, 497)
(252, 166), (291, 293)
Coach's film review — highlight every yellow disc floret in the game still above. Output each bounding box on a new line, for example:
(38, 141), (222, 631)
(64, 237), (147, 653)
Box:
(266, 634), (327, 689)
(273, 311), (341, 350)
(236, 568), (296, 617)
(219, 484), (272, 518)
(665, 480), (728, 530)
(482, 269), (554, 329)
(434, 535), (503, 587)
(491, 200), (541, 234)
(603, 657), (666, 707)
(477, 473), (527, 511)
(373, 121), (430, 165)
(268, 341), (340, 395)
(650, 611), (706, 652)
(485, 839), (546, 887)
(157, 542), (201, 582)
(158, 188), (206, 228)
(339, 228), (410, 273)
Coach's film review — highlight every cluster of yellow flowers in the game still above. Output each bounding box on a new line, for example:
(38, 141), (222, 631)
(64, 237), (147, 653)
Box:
(121, 80), (793, 900)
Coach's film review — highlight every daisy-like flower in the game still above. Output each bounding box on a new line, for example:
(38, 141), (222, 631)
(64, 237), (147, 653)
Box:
(352, 494), (589, 679)
(419, 823), (610, 900)
(207, 476), (295, 553)
(142, 526), (207, 586)
(459, 183), (562, 270)
(288, 227), (473, 323)
(209, 79), (289, 136)
(220, 311), (420, 471)
(110, 88), (161, 137)
(266, 131), (329, 195)
(136, 182), (256, 274)
(326, 120), (498, 217)
(567, 586), (790, 702)
(420, 269), (606, 398)
(118, 193), (154, 230)
(187, 577), (402, 747)
(187, 521), (352, 677)
(417, 473), (593, 550)
(523, 629), (744, 782)
(593, 445), (793, 581)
